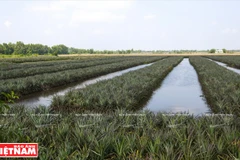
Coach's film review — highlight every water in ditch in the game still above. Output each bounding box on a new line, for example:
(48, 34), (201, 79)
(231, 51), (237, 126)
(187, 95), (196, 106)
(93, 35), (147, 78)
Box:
(14, 63), (153, 108)
(144, 58), (210, 116)
(209, 59), (240, 74)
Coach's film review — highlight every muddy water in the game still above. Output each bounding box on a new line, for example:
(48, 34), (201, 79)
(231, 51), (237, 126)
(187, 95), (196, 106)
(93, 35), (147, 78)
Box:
(208, 59), (240, 74)
(144, 59), (210, 116)
(14, 63), (153, 108)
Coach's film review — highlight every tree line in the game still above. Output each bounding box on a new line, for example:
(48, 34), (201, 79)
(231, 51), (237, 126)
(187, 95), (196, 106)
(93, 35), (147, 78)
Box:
(0, 42), (68, 56)
(208, 48), (227, 53)
(0, 41), (233, 55)
(0, 41), (135, 55)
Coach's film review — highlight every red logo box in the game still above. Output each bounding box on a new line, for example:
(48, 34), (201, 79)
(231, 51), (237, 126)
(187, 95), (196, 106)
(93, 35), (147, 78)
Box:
(0, 143), (38, 158)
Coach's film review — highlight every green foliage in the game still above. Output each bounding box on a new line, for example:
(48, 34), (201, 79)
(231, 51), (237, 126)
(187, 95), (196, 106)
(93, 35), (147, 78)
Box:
(51, 44), (68, 55)
(2, 43), (14, 54)
(0, 42), (53, 55)
(51, 57), (182, 112)
(209, 49), (216, 53)
(0, 57), (139, 79)
(0, 91), (19, 113)
(0, 44), (4, 54)
(206, 56), (240, 69)
(26, 44), (51, 55)
(1, 41), (138, 55)
(14, 41), (26, 54)
(68, 47), (134, 54)
(0, 56), (165, 98)
(1, 107), (240, 159)
(89, 49), (94, 54)
(190, 57), (240, 115)
(68, 47), (87, 54)
(222, 48), (227, 53)
(0, 56), (70, 63)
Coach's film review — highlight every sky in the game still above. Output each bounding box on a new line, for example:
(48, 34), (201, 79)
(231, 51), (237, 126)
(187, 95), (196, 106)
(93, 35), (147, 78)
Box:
(0, 0), (239, 50)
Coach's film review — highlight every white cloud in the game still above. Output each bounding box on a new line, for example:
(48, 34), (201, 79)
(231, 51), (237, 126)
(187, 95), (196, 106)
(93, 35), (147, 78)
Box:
(159, 32), (167, 38)
(30, 1), (134, 12)
(30, 5), (64, 12)
(57, 24), (64, 29)
(4, 20), (12, 27)
(70, 11), (125, 25)
(92, 29), (105, 35)
(222, 28), (239, 34)
(211, 21), (217, 26)
(29, 1), (134, 25)
(144, 14), (156, 20)
(44, 29), (54, 35)
(68, 1), (134, 11)
(52, 14), (67, 19)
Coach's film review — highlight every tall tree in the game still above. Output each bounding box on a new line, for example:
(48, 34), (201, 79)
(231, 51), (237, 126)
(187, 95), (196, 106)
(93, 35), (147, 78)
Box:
(2, 43), (14, 54)
(89, 49), (94, 54)
(0, 44), (4, 54)
(209, 49), (216, 53)
(52, 44), (68, 55)
(14, 41), (26, 54)
(222, 48), (227, 53)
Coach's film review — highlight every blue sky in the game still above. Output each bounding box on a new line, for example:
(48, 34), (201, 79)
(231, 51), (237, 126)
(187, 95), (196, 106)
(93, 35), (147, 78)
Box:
(0, 0), (239, 50)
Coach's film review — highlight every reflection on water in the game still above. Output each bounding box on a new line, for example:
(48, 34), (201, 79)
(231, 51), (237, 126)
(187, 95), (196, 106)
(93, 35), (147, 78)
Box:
(209, 59), (240, 74)
(144, 59), (210, 116)
(14, 63), (153, 108)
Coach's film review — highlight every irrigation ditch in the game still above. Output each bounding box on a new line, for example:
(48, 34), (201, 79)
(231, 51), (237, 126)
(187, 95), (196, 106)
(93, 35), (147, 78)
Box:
(14, 63), (155, 108)
(208, 59), (240, 74)
(2, 56), (240, 159)
(5, 56), (240, 117)
(0, 56), (165, 99)
(16, 58), (213, 116)
(190, 57), (240, 115)
(143, 58), (210, 115)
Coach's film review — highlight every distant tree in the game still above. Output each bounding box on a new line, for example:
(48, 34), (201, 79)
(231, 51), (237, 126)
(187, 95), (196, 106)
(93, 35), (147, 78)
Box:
(0, 44), (4, 54)
(47, 46), (52, 54)
(209, 49), (216, 53)
(2, 43), (9, 54)
(7, 43), (15, 54)
(26, 44), (32, 54)
(2, 43), (14, 54)
(89, 49), (94, 54)
(27, 43), (51, 55)
(222, 48), (227, 53)
(59, 44), (68, 54)
(68, 47), (77, 54)
(52, 44), (68, 55)
(108, 51), (113, 54)
(14, 41), (26, 54)
(51, 45), (60, 55)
